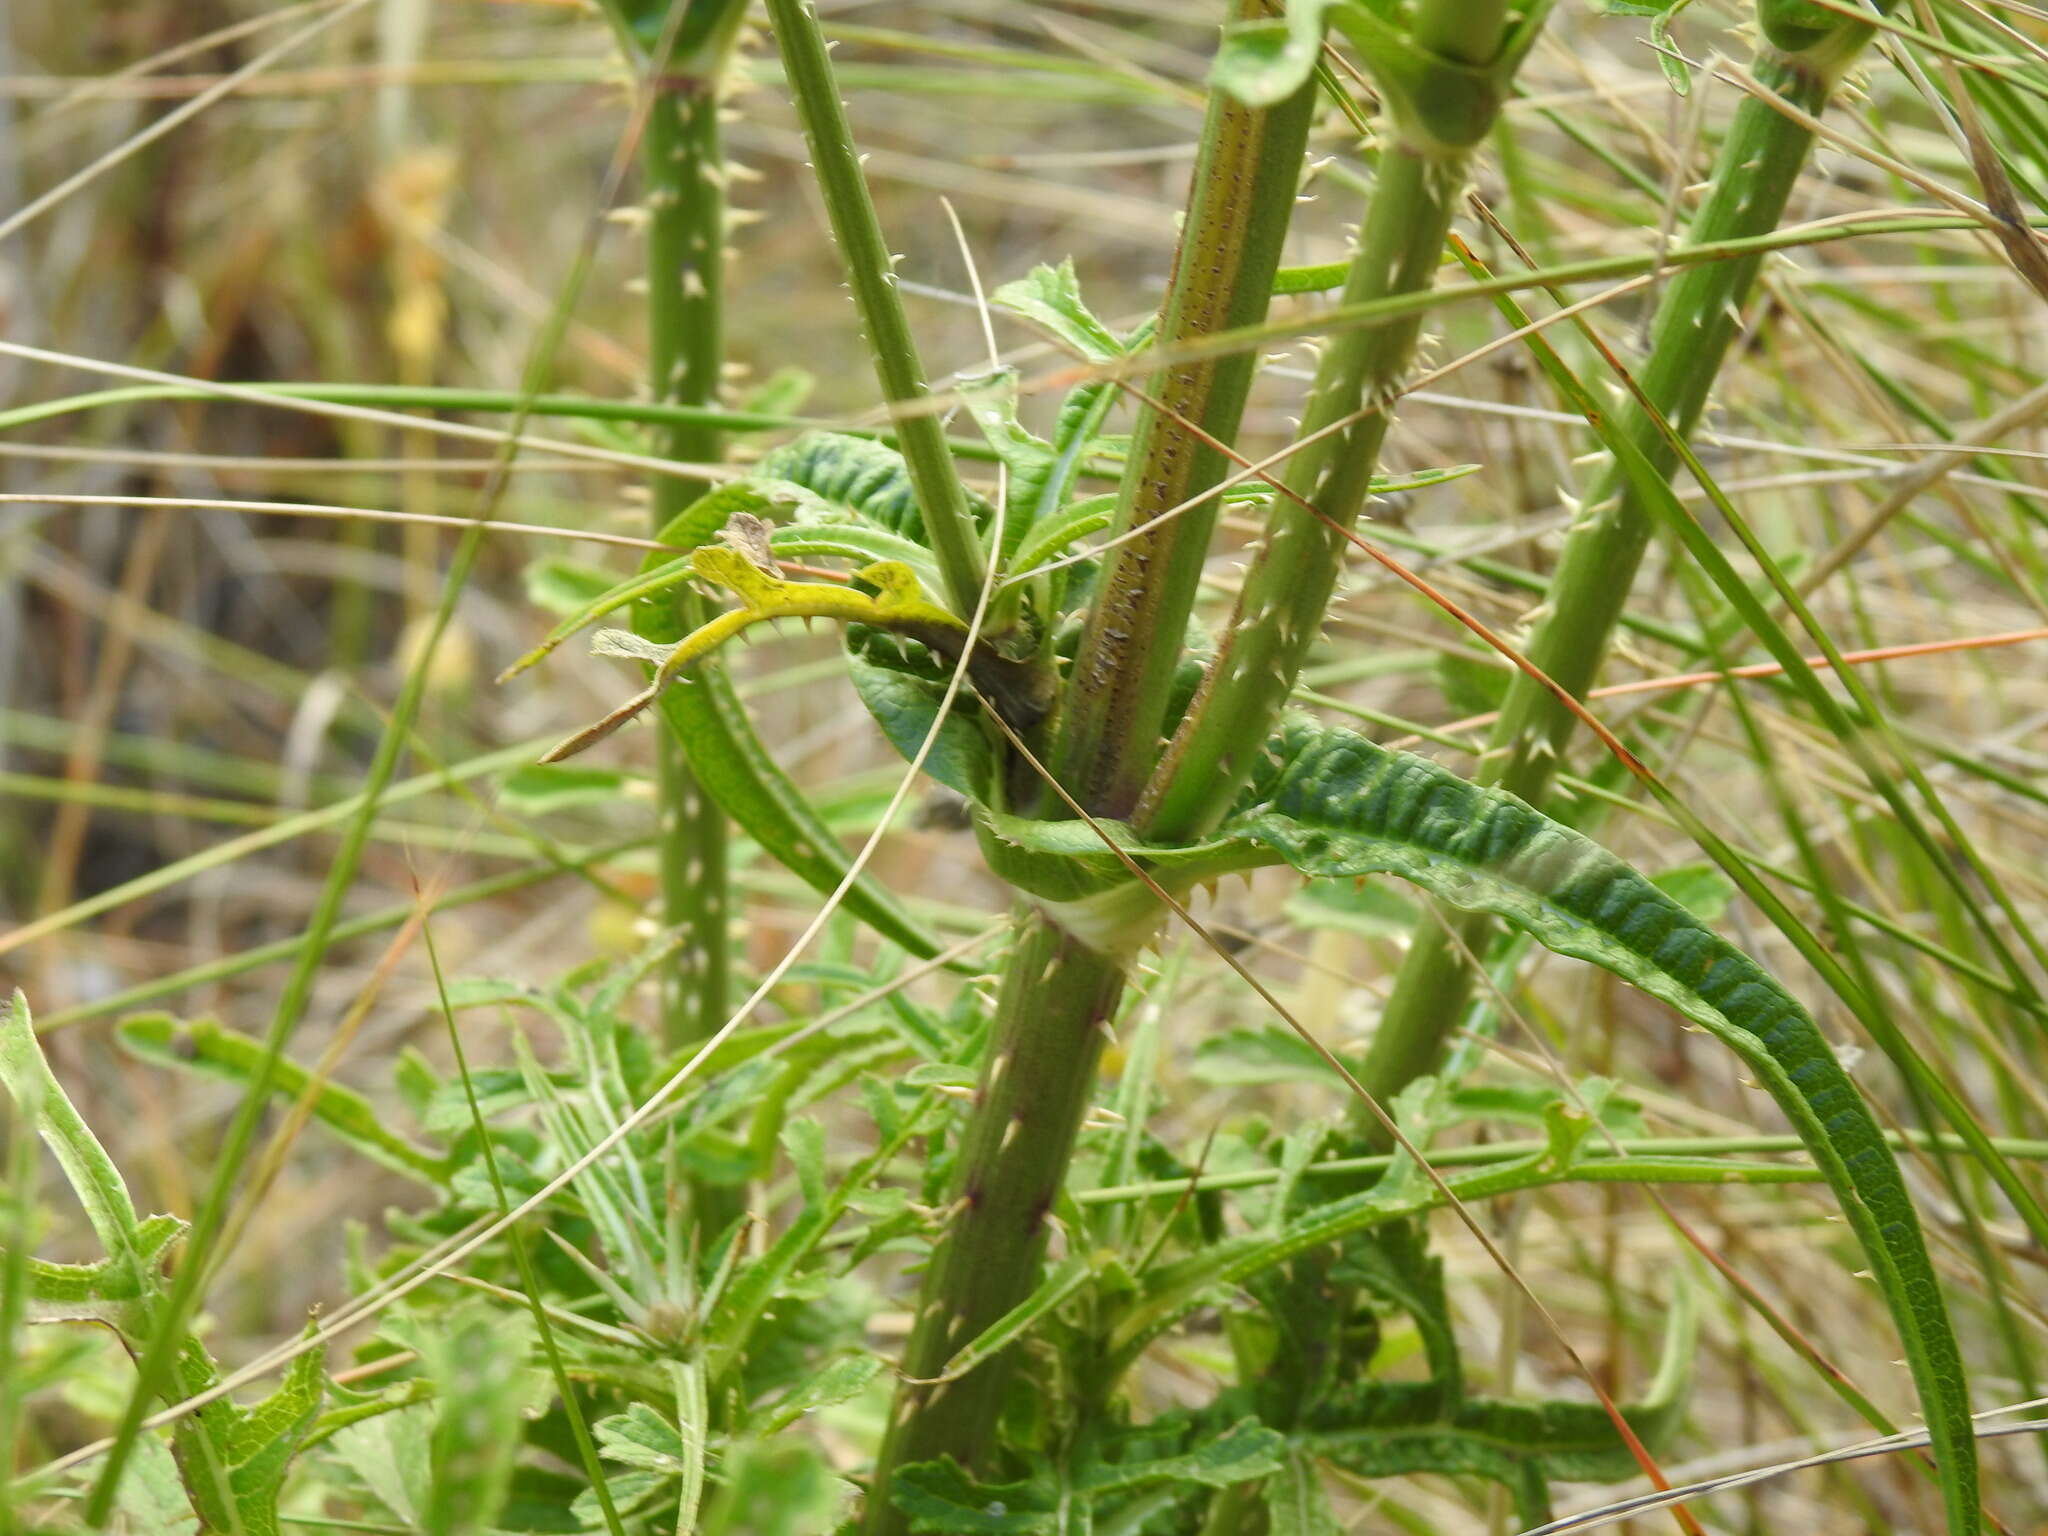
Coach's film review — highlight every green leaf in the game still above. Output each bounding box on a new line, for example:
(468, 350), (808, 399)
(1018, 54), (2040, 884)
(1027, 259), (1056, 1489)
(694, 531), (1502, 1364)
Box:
(0, 992), (147, 1272)
(522, 556), (618, 619)
(933, 1254), (1098, 1385)
(329, 1404), (433, 1528)
(1371, 462), (1482, 494)
(845, 647), (997, 801)
(112, 1433), (203, 1536)
(759, 433), (994, 546)
(498, 761), (636, 816)
(1081, 1418), (1286, 1490)
(1262, 1451), (1342, 1536)
(1221, 717), (1971, 1505)
(412, 1303), (538, 1536)
(1308, 1411), (1550, 1526)
(594, 1401), (689, 1474)
(222, 1322), (325, 1516)
(1651, 6), (1691, 96)
(116, 1014), (450, 1184)
(890, 1459), (1055, 1534)
(758, 1353), (886, 1434)
(1006, 494), (1112, 577)
(971, 808), (1245, 905)
(989, 260), (1124, 363)
(1355, 1222), (1464, 1389)
(959, 369), (1056, 543)
(772, 518), (943, 593)
(571, 1470), (670, 1527)
(652, 663), (945, 959)
(1212, 7), (1345, 109)
(1301, 1272), (1695, 1534)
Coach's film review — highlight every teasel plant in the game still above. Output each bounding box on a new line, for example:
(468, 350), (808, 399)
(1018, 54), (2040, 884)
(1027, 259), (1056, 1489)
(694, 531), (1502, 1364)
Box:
(495, 0), (1983, 1525)
(9, 0), (2038, 1528)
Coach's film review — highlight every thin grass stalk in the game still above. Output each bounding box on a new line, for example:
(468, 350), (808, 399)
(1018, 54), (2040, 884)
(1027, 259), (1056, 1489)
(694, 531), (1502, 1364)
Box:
(1052, 0), (1316, 816)
(761, 0), (986, 617)
(74, 46), (650, 1507)
(1138, 2), (1518, 842)
(1356, 18), (1885, 1111)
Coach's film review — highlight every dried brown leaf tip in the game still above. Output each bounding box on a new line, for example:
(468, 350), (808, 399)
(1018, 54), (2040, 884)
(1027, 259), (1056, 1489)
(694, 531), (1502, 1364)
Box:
(718, 510), (779, 574)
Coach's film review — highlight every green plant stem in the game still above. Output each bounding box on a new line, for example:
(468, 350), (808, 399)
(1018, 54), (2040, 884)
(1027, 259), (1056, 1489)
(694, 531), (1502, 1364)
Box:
(1356, 37), (1868, 1113)
(861, 4), (1318, 1520)
(1140, 19), (1514, 841)
(864, 911), (1127, 1514)
(641, 45), (734, 1052)
(761, 0), (987, 618)
(1053, 4), (1315, 816)
(1076, 1129), (2048, 1204)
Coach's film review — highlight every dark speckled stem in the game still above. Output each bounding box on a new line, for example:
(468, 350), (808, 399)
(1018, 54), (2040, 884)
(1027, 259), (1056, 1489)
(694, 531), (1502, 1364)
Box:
(865, 911), (1127, 1524)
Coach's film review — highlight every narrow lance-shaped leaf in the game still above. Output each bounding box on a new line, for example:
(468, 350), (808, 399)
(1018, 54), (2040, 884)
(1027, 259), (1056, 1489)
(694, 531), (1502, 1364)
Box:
(117, 1014), (451, 1184)
(1215, 718), (1975, 1524)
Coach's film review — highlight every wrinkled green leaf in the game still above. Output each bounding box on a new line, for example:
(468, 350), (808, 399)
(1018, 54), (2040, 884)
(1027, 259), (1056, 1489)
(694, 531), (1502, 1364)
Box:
(846, 647), (996, 801)
(890, 1459), (1054, 1533)
(1220, 717), (1969, 1499)
(1082, 1417), (1286, 1491)
(758, 433), (994, 546)
(595, 1401), (688, 1474)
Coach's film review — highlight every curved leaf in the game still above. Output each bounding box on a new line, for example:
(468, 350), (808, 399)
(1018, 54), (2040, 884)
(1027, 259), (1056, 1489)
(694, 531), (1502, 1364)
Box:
(846, 649), (996, 801)
(771, 521), (941, 591)
(960, 369), (1055, 546)
(1211, 3), (1350, 108)
(574, 485), (953, 961)
(1219, 718), (1973, 1515)
(1006, 494), (1113, 579)
(989, 259), (1125, 364)
(499, 480), (805, 680)
(1305, 1262), (1695, 1521)
(971, 808), (1247, 905)
(651, 667), (942, 959)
